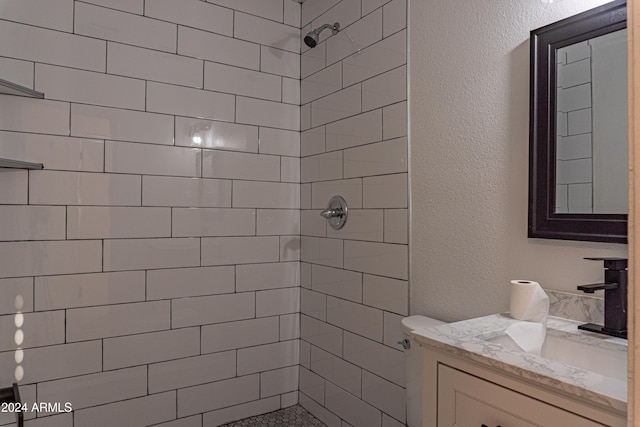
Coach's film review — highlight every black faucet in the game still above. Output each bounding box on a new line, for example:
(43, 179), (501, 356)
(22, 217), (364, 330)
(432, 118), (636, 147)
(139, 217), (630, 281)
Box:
(576, 257), (627, 339)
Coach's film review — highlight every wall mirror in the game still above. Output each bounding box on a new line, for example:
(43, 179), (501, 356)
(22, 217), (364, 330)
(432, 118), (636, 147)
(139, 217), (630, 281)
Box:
(528, 0), (628, 243)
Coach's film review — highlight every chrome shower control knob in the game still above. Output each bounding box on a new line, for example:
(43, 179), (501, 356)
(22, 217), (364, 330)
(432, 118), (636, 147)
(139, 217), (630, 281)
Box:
(320, 195), (348, 230)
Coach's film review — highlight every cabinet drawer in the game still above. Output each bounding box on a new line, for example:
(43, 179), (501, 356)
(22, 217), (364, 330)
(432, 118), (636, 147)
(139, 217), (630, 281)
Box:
(437, 365), (605, 427)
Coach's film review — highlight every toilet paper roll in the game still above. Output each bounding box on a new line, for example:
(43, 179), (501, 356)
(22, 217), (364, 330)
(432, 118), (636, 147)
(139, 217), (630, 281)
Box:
(509, 280), (549, 322)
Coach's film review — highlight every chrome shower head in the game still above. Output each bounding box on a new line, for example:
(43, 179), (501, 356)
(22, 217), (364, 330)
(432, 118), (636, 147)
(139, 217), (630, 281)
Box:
(304, 22), (340, 48)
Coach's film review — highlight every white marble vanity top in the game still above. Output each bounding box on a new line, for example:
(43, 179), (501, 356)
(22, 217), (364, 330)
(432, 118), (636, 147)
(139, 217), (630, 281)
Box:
(410, 313), (627, 414)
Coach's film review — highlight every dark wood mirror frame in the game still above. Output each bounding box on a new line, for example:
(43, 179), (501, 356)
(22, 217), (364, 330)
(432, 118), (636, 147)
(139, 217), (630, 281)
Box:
(528, 0), (628, 244)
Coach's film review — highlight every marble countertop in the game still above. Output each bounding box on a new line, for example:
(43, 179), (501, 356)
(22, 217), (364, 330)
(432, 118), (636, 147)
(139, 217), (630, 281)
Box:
(410, 314), (627, 414)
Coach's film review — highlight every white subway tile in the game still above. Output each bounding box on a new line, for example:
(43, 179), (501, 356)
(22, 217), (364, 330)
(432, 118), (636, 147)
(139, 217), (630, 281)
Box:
(107, 42), (203, 88)
(362, 0), (392, 15)
(311, 0), (360, 46)
(344, 137), (407, 178)
(145, 0), (233, 35)
(149, 351), (236, 393)
(176, 117), (258, 152)
(202, 150), (280, 181)
(67, 206), (171, 239)
(237, 340), (299, 375)
(237, 96), (300, 131)
(37, 366), (146, 411)
(284, 0), (302, 27)
(0, 310), (64, 351)
(311, 85), (361, 127)
(281, 156), (300, 183)
(23, 413), (71, 427)
(363, 173), (407, 208)
(257, 287), (300, 317)
(325, 382), (382, 427)
(301, 209), (327, 237)
(301, 151), (343, 183)
(312, 178), (362, 209)
(261, 46), (300, 80)
(383, 101), (407, 140)
(0, 57), (33, 89)
(0, 97), (69, 135)
(172, 293), (255, 328)
(363, 274), (408, 315)
(0, 132), (103, 172)
(236, 262), (300, 291)
(150, 417), (202, 427)
(384, 209), (407, 244)
(203, 397), (280, 427)
(205, 61), (281, 101)
(35, 271), (145, 310)
(383, 0), (407, 37)
(0, 240), (102, 278)
(301, 183), (312, 209)
(301, 236), (343, 268)
(362, 65), (407, 111)
(105, 140), (200, 177)
(0, 206), (65, 241)
(344, 241), (407, 280)
(257, 209), (300, 235)
(326, 210), (384, 242)
(104, 238), (200, 271)
(74, 391), (176, 427)
(0, 277), (33, 315)
(30, 171), (141, 205)
(325, 109), (382, 151)
(301, 288), (327, 321)
(0, 341), (101, 385)
(67, 301), (170, 341)
(233, 181), (300, 209)
(310, 346), (362, 397)
(80, 0), (143, 14)
(280, 312), (301, 340)
(301, 103), (312, 130)
(383, 414), (405, 427)
(103, 328), (200, 370)
(301, 126), (326, 157)
(201, 317), (280, 353)
(383, 311), (404, 350)
(280, 235), (301, 262)
(147, 266), (234, 300)
(35, 64), (145, 110)
(362, 371), (406, 422)
(300, 366), (325, 404)
(178, 375), (259, 417)
(147, 81), (235, 122)
(302, 63), (342, 105)
(75, 2), (176, 52)
(301, 314), (342, 356)
(312, 264), (362, 303)
(301, 43), (326, 79)
(261, 365), (299, 397)
(283, 77), (301, 105)
(0, 169), (27, 204)
(178, 26), (260, 70)
(259, 128), (300, 157)
(0, 20), (105, 72)
(299, 393), (342, 427)
(300, 339), (311, 368)
(202, 236), (279, 266)
(0, 0), (72, 31)
(343, 30), (406, 87)
(327, 296), (383, 341)
(208, 0), (283, 22)
(142, 176), (232, 208)
(235, 12), (299, 53)
(326, 9), (383, 65)
(343, 331), (404, 386)
(71, 104), (173, 145)
(302, 0), (341, 27)
(172, 208), (256, 237)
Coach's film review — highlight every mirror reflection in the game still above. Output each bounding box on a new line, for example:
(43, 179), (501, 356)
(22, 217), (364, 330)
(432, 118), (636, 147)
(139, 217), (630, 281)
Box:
(554, 29), (628, 215)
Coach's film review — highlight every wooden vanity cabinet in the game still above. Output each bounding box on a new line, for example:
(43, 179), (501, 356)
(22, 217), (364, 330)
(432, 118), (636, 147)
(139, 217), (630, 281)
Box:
(421, 346), (626, 427)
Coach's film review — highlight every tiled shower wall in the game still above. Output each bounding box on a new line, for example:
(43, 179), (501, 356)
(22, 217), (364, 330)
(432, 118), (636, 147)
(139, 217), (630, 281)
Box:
(298, 0), (409, 426)
(0, 1), (302, 426)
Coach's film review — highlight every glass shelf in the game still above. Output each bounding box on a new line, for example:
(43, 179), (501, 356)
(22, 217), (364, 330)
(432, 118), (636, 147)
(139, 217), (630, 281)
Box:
(0, 78), (44, 99)
(0, 158), (44, 169)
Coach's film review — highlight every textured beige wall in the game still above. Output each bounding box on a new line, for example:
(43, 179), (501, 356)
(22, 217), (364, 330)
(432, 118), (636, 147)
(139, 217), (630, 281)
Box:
(409, 0), (628, 322)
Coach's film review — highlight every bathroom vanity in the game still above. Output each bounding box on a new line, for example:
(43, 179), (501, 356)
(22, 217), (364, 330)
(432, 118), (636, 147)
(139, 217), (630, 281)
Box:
(411, 315), (627, 426)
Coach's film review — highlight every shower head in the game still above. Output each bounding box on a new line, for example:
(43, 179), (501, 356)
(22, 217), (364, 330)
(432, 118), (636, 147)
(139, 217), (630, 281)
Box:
(304, 22), (340, 48)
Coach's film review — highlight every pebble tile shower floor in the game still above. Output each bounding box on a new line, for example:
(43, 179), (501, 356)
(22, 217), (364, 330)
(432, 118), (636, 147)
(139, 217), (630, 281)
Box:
(220, 405), (328, 427)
